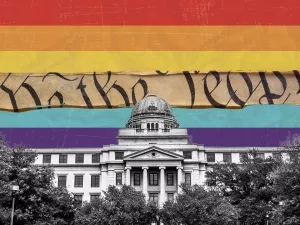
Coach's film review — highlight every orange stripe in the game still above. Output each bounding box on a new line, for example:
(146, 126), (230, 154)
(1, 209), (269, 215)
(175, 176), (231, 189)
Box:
(1, 26), (300, 51)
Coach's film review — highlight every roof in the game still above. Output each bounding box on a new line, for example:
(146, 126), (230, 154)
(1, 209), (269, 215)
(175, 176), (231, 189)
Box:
(131, 94), (174, 117)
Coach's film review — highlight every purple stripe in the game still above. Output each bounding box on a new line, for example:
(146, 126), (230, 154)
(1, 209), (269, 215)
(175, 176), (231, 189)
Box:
(0, 128), (298, 148)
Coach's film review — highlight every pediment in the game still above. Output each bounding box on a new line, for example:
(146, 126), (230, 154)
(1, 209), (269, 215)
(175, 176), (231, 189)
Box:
(124, 146), (184, 160)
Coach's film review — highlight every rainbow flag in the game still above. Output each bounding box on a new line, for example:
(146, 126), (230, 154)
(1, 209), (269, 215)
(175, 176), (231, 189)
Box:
(0, 0), (299, 72)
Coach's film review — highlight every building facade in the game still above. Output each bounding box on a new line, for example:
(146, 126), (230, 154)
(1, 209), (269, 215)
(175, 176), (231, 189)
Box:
(33, 94), (279, 206)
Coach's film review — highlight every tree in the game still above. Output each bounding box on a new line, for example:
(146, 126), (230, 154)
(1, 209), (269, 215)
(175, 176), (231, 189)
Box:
(0, 135), (76, 225)
(269, 137), (300, 225)
(160, 184), (239, 225)
(205, 149), (280, 225)
(75, 185), (158, 225)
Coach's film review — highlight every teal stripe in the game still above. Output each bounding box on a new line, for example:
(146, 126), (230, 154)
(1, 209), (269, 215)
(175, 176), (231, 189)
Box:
(0, 105), (299, 128)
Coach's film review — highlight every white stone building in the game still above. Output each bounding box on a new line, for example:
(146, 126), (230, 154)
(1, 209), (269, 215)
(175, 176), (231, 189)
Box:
(33, 94), (279, 206)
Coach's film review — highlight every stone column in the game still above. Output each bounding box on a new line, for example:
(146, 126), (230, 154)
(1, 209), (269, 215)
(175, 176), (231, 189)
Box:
(125, 167), (131, 185)
(100, 165), (108, 193)
(159, 166), (166, 207)
(199, 164), (206, 185)
(142, 166), (148, 200)
(177, 166), (183, 194)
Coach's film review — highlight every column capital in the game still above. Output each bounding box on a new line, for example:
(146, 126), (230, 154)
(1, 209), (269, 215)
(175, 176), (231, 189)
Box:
(176, 166), (183, 170)
(159, 166), (166, 170)
(142, 166), (149, 170)
(125, 166), (132, 170)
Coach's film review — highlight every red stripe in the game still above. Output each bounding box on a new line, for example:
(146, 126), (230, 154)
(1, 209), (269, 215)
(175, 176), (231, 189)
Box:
(0, 0), (300, 25)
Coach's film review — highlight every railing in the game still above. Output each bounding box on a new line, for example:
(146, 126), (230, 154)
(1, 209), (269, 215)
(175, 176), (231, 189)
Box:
(118, 128), (187, 136)
(147, 129), (159, 132)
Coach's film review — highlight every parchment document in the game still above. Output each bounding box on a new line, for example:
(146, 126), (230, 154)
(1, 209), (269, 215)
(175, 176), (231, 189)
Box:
(0, 71), (299, 112)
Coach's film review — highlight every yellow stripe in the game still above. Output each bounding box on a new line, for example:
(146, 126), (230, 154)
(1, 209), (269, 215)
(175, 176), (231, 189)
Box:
(0, 51), (299, 72)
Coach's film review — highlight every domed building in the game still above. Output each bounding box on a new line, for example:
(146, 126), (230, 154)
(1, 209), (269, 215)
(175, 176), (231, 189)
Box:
(33, 94), (278, 206)
(125, 94), (179, 129)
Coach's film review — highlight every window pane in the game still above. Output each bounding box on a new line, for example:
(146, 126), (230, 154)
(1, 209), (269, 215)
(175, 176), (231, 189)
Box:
(74, 195), (83, 204)
(43, 154), (51, 163)
(75, 154), (84, 163)
(183, 151), (192, 159)
(149, 173), (159, 186)
(74, 175), (83, 187)
(91, 175), (100, 187)
(116, 173), (122, 185)
(273, 152), (281, 160)
(92, 154), (100, 163)
(185, 173), (191, 186)
(207, 153), (215, 162)
(149, 193), (159, 205)
(223, 153), (232, 163)
(134, 173), (140, 186)
(167, 173), (174, 186)
(167, 193), (174, 202)
(115, 152), (124, 160)
(240, 153), (248, 162)
(257, 153), (265, 160)
(58, 176), (67, 188)
(289, 152), (300, 162)
(90, 194), (100, 202)
(59, 155), (67, 163)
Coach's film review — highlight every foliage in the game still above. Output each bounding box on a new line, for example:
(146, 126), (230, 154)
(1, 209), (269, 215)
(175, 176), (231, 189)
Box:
(75, 185), (158, 225)
(0, 135), (76, 225)
(205, 149), (280, 225)
(269, 138), (300, 225)
(160, 184), (239, 225)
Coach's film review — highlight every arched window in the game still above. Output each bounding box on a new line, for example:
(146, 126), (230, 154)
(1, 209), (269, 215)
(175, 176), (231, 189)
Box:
(155, 123), (158, 130)
(147, 123), (150, 130)
(151, 123), (154, 130)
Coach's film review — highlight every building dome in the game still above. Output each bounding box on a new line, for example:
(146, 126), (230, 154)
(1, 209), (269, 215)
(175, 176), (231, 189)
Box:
(126, 94), (179, 129)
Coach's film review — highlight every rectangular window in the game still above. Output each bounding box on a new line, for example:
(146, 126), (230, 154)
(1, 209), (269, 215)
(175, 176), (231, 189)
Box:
(273, 152), (281, 160)
(149, 173), (159, 186)
(167, 173), (174, 186)
(116, 173), (122, 185)
(149, 193), (159, 205)
(185, 173), (191, 186)
(183, 151), (192, 159)
(58, 175), (67, 188)
(134, 173), (140, 186)
(223, 153), (232, 163)
(92, 153), (100, 163)
(74, 194), (83, 204)
(43, 154), (51, 164)
(115, 152), (124, 160)
(257, 153), (265, 160)
(75, 154), (84, 163)
(240, 153), (248, 162)
(74, 175), (83, 187)
(289, 153), (299, 162)
(90, 194), (100, 202)
(167, 193), (174, 202)
(91, 175), (100, 187)
(207, 153), (215, 162)
(59, 154), (68, 164)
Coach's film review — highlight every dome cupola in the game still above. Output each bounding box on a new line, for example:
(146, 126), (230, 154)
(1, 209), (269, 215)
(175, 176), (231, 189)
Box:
(126, 94), (179, 129)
